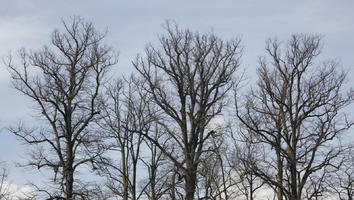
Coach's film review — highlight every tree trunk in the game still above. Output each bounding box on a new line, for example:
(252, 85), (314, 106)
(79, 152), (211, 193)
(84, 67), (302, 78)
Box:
(185, 172), (197, 200)
(171, 171), (176, 200)
(276, 147), (283, 200)
(65, 145), (74, 200)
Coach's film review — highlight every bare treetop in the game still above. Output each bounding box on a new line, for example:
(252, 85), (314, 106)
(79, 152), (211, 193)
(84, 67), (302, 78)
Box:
(134, 22), (242, 200)
(5, 16), (118, 199)
(236, 34), (353, 200)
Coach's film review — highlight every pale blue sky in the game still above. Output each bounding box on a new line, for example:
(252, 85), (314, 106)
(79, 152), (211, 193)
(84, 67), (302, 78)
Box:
(1, 0), (354, 188)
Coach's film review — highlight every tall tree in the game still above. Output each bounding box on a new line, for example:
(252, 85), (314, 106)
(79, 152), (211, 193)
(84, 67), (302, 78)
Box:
(133, 22), (242, 200)
(5, 16), (117, 199)
(235, 34), (353, 200)
(98, 77), (150, 200)
(99, 76), (174, 200)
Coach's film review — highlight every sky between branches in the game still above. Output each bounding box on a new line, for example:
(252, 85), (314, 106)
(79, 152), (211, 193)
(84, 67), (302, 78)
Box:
(0, 0), (353, 189)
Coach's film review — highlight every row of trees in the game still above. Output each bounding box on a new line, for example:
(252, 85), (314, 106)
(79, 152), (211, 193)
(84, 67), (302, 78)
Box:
(2, 17), (353, 200)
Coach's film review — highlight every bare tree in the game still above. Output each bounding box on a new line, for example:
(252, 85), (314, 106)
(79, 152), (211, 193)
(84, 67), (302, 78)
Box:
(98, 76), (150, 200)
(326, 148), (354, 200)
(99, 76), (176, 200)
(0, 162), (12, 200)
(229, 127), (267, 200)
(235, 34), (353, 200)
(194, 122), (239, 200)
(304, 167), (328, 200)
(304, 147), (354, 200)
(140, 123), (172, 200)
(133, 22), (242, 200)
(5, 16), (117, 199)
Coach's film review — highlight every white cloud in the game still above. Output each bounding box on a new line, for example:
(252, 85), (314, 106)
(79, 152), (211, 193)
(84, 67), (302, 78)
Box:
(206, 115), (228, 131)
(3, 181), (34, 200)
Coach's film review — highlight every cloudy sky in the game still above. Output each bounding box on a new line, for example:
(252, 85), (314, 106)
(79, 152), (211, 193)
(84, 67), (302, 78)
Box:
(1, 0), (354, 191)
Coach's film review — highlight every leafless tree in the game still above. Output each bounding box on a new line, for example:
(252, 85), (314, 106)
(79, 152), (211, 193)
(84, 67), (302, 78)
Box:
(99, 76), (175, 200)
(133, 22), (242, 200)
(304, 147), (354, 200)
(0, 162), (12, 200)
(99, 76), (161, 200)
(229, 126), (267, 200)
(5, 16), (117, 199)
(325, 148), (354, 200)
(139, 123), (172, 200)
(235, 34), (353, 200)
(194, 122), (240, 200)
(303, 167), (328, 200)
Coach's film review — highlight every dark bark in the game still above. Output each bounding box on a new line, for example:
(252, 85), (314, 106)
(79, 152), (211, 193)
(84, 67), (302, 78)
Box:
(235, 34), (353, 200)
(133, 22), (242, 199)
(6, 16), (117, 199)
